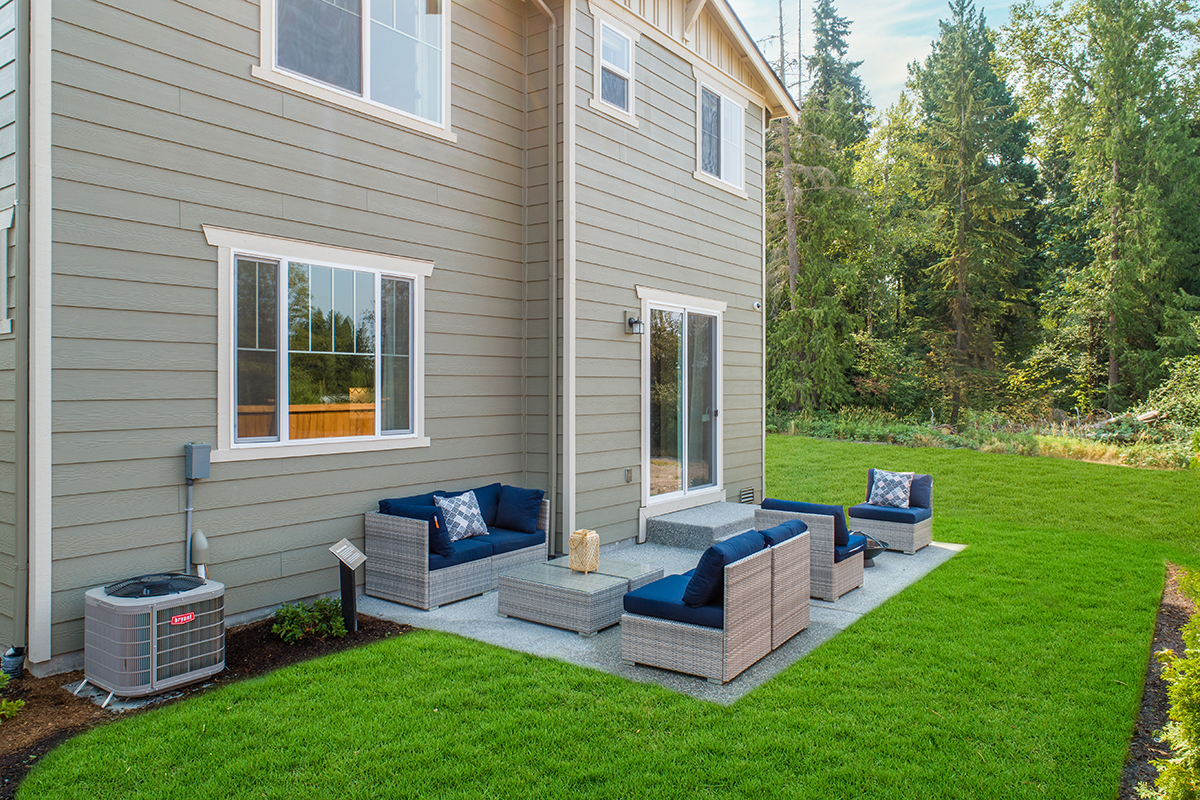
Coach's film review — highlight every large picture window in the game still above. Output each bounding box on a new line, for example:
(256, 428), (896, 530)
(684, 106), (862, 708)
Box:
(272, 0), (446, 126)
(206, 226), (431, 460)
(236, 256), (414, 443)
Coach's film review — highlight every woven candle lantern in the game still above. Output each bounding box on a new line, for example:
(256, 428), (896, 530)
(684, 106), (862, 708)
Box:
(568, 528), (600, 574)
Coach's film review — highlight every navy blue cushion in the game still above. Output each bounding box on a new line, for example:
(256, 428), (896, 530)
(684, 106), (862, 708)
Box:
(444, 483), (503, 527)
(476, 527), (546, 556)
(848, 503), (932, 524)
(496, 486), (544, 534)
(379, 491), (442, 511)
(377, 503), (453, 558)
(427, 537), (493, 571)
(760, 519), (807, 546)
(866, 469), (933, 509)
(761, 498), (850, 546)
(682, 530), (766, 608)
(623, 574), (724, 629)
(834, 533), (868, 564)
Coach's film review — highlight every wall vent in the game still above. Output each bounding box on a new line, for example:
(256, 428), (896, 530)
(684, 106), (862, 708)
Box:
(739, 487), (756, 504)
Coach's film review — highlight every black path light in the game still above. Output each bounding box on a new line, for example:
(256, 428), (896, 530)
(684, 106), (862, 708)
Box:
(329, 538), (367, 633)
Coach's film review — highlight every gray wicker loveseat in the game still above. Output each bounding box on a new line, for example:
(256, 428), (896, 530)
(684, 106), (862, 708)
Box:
(620, 521), (810, 684)
(364, 484), (549, 611)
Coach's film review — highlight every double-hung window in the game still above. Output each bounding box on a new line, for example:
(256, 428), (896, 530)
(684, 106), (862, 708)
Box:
(590, 16), (637, 125)
(698, 84), (744, 190)
(205, 226), (431, 460)
(257, 0), (451, 136)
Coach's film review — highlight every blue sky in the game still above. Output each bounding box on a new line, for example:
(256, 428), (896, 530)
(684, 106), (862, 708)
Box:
(730, 0), (1017, 113)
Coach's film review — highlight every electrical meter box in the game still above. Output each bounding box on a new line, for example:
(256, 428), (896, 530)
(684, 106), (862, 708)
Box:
(184, 443), (211, 480)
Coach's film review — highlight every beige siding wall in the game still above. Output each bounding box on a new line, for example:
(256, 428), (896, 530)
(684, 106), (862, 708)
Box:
(572, 2), (764, 545)
(0, 0), (18, 644)
(48, 0), (544, 657)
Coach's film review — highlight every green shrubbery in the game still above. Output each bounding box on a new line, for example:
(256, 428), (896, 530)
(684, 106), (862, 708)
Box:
(1140, 570), (1200, 799)
(271, 597), (347, 645)
(0, 671), (24, 721)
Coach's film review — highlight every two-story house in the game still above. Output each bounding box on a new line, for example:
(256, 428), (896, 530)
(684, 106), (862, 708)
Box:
(0, 0), (796, 675)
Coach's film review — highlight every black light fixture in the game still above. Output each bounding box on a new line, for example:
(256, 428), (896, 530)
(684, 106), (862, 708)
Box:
(626, 316), (645, 335)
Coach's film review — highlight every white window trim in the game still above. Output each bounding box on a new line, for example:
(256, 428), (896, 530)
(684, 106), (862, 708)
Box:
(637, 285), (725, 509)
(251, 0), (457, 144)
(589, 14), (639, 128)
(204, 225), (433, 462)
(694, 75), (747, 197)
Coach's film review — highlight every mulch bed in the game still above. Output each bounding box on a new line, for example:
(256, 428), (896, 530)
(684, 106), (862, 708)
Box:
(0, 614), (412, 800)
(0, 569), (1191, 799)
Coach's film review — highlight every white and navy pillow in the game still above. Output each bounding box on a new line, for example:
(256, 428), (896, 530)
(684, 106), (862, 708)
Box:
(868, 469), (913, 508)
(434, 491), (489, 542)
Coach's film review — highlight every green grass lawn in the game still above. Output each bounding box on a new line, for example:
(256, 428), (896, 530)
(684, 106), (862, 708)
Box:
(20, 437), (1200, 799)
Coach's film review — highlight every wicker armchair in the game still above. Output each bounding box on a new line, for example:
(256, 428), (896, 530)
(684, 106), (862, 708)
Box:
(755, 506), (863, 602)
(364, 499), (549, 611)
(847, 470), (933, 555)
(621, 545), (773, 685)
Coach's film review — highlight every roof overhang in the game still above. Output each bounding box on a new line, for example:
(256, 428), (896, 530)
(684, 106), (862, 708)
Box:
(704, 0), (799, 122)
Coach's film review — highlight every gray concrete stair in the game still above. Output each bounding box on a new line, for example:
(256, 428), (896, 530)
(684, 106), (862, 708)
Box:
(645, 502), (756, 549)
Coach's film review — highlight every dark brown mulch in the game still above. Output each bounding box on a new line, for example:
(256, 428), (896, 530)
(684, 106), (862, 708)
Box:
(0, 613), (412, 800)
(1119, 563), (1194, 799)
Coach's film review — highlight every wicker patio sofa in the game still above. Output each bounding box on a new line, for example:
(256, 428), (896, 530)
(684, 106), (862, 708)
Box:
(620, 521), (809, 684)
(847, 469), (933, 555)
(364, 484), (549, 611)
(757, 500), (865, 602)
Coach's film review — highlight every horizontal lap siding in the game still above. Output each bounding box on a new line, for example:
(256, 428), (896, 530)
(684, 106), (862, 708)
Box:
(572, 9), (764, 545)
(0, 0), (15, 642)
(48, 0), (538, 657)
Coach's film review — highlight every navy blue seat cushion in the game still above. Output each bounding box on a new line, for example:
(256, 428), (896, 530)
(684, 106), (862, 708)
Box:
(427, 537), (494, 571)
(377, 502), (453, 558)
(496, 486), (545, 534)
(379, 491), (443, 511)
(623, 574), (724, 629)
(834, 533), (868, 564)
(444, 483), (503, 527)
(848, 502), (932, 524)
(866, 469), (933, 509)
(761, 498), (850, 547)
(682, 530), (766, 608)
(476, 527), (546, 555)
(760, 519), (808, 546)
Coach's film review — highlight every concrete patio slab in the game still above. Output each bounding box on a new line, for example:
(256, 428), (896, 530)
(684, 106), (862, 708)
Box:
(359, 539), (966, 704)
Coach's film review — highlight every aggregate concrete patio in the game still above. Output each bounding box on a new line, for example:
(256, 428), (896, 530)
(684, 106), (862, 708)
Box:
(359, 539), (965, 704)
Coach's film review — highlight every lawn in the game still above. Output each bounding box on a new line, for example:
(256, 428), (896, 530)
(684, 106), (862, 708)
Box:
(20, 436), (1200, 799)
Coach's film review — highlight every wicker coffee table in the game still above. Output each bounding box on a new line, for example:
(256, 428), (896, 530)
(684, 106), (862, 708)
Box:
(498, 558), (663, 637)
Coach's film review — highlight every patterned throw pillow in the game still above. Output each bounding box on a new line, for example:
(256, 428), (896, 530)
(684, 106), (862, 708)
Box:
(434, 491), (489, 542)
(868, 469), (913, 508)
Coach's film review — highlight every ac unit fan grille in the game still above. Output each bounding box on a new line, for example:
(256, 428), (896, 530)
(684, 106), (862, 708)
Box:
(155, 597), (225, 683)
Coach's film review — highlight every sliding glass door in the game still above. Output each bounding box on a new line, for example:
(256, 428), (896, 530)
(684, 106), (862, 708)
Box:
(648, 305), (719, 499)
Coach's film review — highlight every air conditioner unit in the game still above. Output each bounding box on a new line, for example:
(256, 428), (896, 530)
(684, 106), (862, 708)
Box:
(81, 574), (225, 707)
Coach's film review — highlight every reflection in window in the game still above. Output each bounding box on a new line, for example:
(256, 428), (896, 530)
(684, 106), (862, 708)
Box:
(235, 258), (279, 441)
(649, 309), (682, 496)
(599, 23), (631, 112)
(649, 307), (718, 497)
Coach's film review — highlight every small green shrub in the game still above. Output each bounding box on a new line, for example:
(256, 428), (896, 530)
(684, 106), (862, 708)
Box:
(271, 597), (347, 645)
(0, 671), (23, 721)
(1140, 570), (1200, 799)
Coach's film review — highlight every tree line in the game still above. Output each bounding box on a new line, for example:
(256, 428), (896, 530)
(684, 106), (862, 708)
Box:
(765, 0), (1200, 424)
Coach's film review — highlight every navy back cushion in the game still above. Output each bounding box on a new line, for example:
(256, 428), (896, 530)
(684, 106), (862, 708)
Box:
(378, 503), (453, 558)
(761, 498), (849, 547)
(379, 491), (442, 509)
(759, 519), (808, 546)
(866, 469), (932, 509)
(496, 485), (545, 534)
(681, 530), (766, 607)
(445, 483), (503, 527)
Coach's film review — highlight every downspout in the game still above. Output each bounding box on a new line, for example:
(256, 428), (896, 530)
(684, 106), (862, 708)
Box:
(11, 0), (31, 654)
(530, 0), (558, 556)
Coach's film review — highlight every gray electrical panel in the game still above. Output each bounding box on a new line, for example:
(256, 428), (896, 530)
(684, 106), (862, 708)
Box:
(184, 443), (211, 479)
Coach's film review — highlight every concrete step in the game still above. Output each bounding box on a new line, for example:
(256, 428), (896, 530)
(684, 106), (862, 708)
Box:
(645, 502), (757, 549)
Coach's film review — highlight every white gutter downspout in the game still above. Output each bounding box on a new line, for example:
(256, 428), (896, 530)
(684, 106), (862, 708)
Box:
(529, 0), (559, 554)
(561, 0), (576, 541)
(27, 0), (52, 664)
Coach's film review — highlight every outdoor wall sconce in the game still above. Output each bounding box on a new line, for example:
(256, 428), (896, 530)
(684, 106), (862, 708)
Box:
(626, 316), (645, 335)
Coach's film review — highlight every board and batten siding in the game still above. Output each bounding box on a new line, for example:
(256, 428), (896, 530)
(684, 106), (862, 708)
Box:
(0, 0), (18, 646)
(46, 0), (546, 658)
(571, 2), (764, 545)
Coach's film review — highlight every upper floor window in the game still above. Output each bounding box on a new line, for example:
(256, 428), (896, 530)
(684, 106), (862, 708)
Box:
(256, 0), (452, 138)
(590, 16), (637, 126)
(698, 85), (743, 190)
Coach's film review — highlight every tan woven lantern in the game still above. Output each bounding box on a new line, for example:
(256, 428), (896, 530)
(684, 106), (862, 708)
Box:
(568, 529), (600, 574)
